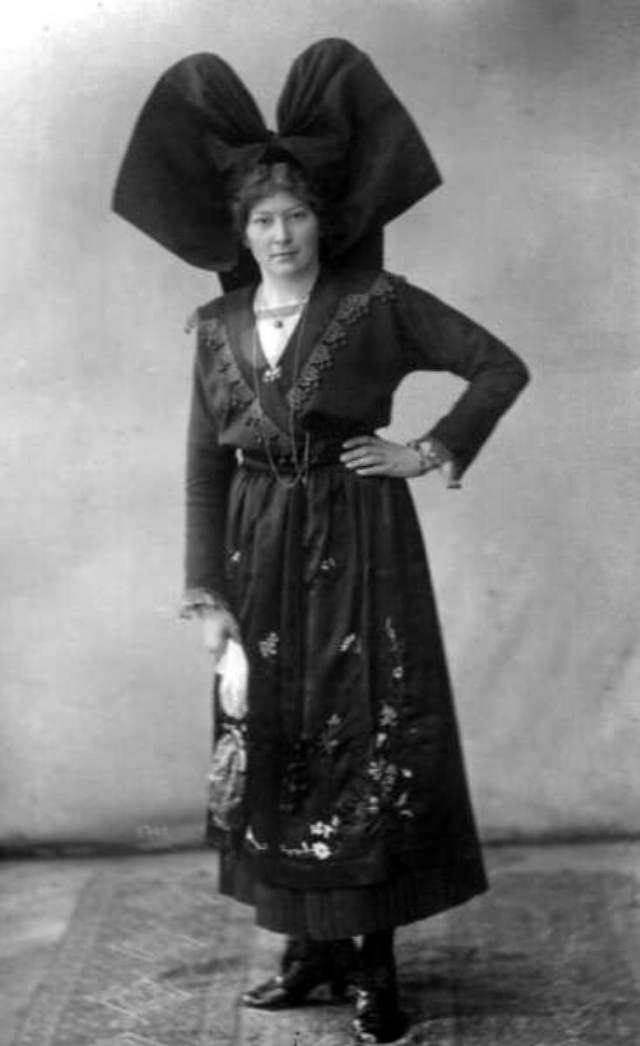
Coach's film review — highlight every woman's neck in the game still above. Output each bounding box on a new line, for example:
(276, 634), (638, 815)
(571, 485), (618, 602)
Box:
(258, 265), (320, 307)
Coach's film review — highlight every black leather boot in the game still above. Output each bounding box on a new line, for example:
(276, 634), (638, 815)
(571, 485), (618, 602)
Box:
(241, 935), (357, 1009)
(352, 932), (408, 1044)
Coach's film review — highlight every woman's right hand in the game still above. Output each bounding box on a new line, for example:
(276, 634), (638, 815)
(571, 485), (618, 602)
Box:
(216, 638), (249, 719)
(202, 611), (248, 718)
(201, 607), (240, 665)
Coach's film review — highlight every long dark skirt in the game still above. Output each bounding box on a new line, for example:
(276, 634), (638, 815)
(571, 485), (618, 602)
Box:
(209, 459), (487, 940)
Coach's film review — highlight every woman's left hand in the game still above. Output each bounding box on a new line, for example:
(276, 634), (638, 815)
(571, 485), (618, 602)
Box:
(340, 435), (430, 478)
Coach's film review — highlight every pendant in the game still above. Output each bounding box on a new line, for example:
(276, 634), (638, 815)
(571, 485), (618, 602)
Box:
(263, 365), (282, 383)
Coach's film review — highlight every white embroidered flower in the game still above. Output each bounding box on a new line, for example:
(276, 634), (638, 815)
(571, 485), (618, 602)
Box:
(310, 821), (336, 839)
(319, 713), (343, 755)
(258, 632), (279, 659)
(368, 759), (384, 782)
(383, 765), (399, 787)
(385, 617), (398, 644)
(379, 704), (398, 727)
(312, 842), (331, 860)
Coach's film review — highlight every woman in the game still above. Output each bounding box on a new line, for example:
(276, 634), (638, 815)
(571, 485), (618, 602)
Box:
(114, 40), (529, 1045)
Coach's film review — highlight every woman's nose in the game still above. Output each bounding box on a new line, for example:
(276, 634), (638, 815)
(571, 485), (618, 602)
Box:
(272, 218), (291, 242)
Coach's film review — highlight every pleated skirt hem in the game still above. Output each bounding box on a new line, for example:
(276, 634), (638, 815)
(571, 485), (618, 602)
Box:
(219, 851), (488, 940)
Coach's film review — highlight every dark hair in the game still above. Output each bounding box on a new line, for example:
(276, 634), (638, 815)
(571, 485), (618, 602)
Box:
(230, 158), (324, 236)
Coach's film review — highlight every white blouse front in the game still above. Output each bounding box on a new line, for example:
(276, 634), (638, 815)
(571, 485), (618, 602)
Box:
(255, 312), (303, 370)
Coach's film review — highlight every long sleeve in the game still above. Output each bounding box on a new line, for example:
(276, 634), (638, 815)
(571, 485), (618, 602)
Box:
(183, 333), (236, 610)
(397, 279), (530, 476)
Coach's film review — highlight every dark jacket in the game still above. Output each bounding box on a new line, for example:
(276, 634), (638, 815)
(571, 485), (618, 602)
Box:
(184, 265), (529, 607)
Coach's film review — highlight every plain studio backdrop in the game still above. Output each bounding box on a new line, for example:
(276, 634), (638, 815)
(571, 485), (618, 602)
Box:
(1, 0), (638, 849)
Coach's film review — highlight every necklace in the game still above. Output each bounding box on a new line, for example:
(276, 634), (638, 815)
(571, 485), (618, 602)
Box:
(254, 294), (310, 329)
(251, 301), (310, 489)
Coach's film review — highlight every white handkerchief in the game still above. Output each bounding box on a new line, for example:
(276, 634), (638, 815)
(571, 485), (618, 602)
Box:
(216, 638), (249, 719)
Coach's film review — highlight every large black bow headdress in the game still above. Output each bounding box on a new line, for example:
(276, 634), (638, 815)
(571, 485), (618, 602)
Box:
(112, 38), (441, 287)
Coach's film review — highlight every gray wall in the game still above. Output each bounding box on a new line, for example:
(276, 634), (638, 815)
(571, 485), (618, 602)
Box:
(2, 0), (639, 847)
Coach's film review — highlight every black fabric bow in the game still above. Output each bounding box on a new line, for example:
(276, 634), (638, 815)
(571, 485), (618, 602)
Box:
(112, 38), (441, 287)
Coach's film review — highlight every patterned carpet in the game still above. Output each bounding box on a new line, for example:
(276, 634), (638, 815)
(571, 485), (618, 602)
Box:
(12, 850), (640, 1046)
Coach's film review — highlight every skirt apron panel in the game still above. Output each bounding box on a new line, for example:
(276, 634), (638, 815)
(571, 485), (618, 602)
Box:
(209, 461), (487, 927)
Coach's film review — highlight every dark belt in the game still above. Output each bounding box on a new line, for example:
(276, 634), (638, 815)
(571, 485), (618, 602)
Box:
(238, 448), (342, 475)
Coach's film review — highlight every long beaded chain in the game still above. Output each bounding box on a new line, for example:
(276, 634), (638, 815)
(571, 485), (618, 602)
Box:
(251, 300), (311, 489)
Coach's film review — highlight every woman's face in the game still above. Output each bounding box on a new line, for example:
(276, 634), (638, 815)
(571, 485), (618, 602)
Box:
(244, 190), (320, 282)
